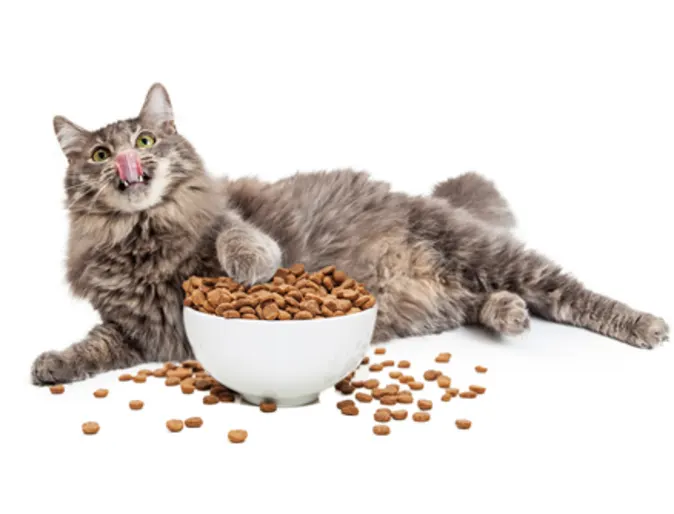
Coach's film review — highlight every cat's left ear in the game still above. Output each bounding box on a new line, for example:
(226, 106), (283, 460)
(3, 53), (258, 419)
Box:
(139, 83), (176, 134)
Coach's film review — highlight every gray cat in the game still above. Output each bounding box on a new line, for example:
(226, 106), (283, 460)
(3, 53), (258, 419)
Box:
(31, 83), (669, 385)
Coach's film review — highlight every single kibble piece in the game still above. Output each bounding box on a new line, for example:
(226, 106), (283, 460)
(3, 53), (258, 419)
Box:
(93, 389), (108, 398)
(399, 375), (414, 384)
(185, 417), (204, 428)
(138, 369), (152, 376)
(152, 368), (167, 378)
(203, 395), (219, 405)
(456, 419), (472, 430)
(423, 370), (441, 381)
(381, 360), (395, 367)
(413, 412), (431, 423)
(133, 375), (147, 383)
(351, 380), (365, 388)
(435, 352), (451, 363)
(441, 393), (452, 402)
(396, 394), (414, 404)
(369, 364), (384, 372)
(341, 405), (359, 416)
(389, 371), (402, 379)
(195, 379), (212, 391)
(181, 383), (195, 394)
(260, 402), (277, 413)
(289, 263), (305, 275)
(337, 399), (355, 409)
(417, 399), (433, 410)
(373, 425), (391, 436)
(437, 376), (451, 388)
(355, 392), (373, 403)
(82, 422), (100, 435)
(380, 395), (397, 406)
(448, 387), (459, 397)
(165, 377), (180, 386)
(374, 347), (386, 355)
(332, 270), (347, 283)
(129, 400), (144, 410)
(398, 360), (411, 369)
(469, 385), (486, 394)
(118, 374), (133, 382)
(164, 362), (178, 370)
(49, 385), (65, 394)
(374, 410), (392, 422)
(228, 429), (248, 443)
(475, 366), (488, 373)
(392, 410), (408, 420)
(460, 391), (477, 399)
(339, 383), (355, 395)
(166, 419), (184, 432)
(409, 381), (424, 391)
(364, 379), (380, 389)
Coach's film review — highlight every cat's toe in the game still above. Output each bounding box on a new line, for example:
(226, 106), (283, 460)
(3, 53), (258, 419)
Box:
(31, 351), (86, 385)
(630, 315), (669, 349)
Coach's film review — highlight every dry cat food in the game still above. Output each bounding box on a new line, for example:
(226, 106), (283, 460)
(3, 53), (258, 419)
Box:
(93, 389), (108, 398)
(337, 399), (355, 409)
(417, 399), (433, 411)
(369, 363), (383, 372)
(398, 360), (411, 369)
(50, 385), (65, 394)
(435, 352), (451, 363)
(228, 430), (248, 443)
(118, 374), (133, 382)
(129, 400), (144, 410)
(475, 366), (488, 373)
(182, 264), (376, 321)
(82, 422), (100, 435)
(355, 392), (373, 403)
(413, 412), (431, 423)
(373, 425), (390, 436)
(341, 405), (359, 416)
(469, 385), (486, 394)
(133, 375), (147, 383)
(203, 394), (219, 405)
(166, 419), (184, 432)
(391, 409), (408, 420)
(374, 347), (386, 355)
(455, 419), (472, 430)
(185, 417), (204, 428)
(460, 391), (477, 399)
(260, 402), (277, 413)
(437, 376), (451, 388)
(374, 409), (392, 422)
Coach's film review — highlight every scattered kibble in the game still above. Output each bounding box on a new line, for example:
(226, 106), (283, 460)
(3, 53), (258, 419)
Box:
(469, 385), (486, 394)
(460, 391), (477, 399)
(417, 399), (433, 411)
(398, 360), (411, 369)
(166, 419), (184, 432)
(185, 417), (203, 428)
(129, 400), (144, 410)
(93, 389), (108, 398)
(49, 385), (65, 394)
(228, 429), (248, 443)
(413, 412), (431, 423)
(475, 366), (488, 373)
(374, 348), (386, 355)
(373, 425), (391, 436)
(118, 374), (133, 382)
(456, 419), (472, 430)
(82, 421), (99, 435)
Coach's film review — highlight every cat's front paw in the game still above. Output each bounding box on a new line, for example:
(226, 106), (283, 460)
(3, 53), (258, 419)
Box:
(630, 314), (669, 349)
(216, 229), (282, 286)
(31, 350), (88, 385)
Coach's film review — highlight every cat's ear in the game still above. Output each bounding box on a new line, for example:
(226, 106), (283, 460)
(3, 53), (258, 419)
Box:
(53, 116), (88, 161)
(139, 83), (176, 134)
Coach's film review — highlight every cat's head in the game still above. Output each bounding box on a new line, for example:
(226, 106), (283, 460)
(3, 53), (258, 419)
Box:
(53, 83), (206, 215)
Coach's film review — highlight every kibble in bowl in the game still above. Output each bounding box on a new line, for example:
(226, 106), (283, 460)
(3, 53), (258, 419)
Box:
(183, 264), (377, 408)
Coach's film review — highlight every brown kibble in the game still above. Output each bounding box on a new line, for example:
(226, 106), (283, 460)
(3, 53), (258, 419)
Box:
(398, 360), (411, 369)
(166, 419), (184, 432)
(228, 429), (248, 443)
(351, 380), (364, 388)
(469, 385), (486, 394)
(195, 379), (213, 391)
(152, 368), (167, 378)
(389, 371), (402, 379)
(320, 265), (336, 275)
(413, 412), (431, 422)
(355, 392), (373, 403)
(354, 294), (376, 308)
(381, 360), (394, 367)
(399, 375), (414, 384)
(475, 365), (488, 373)
(203, 395), (219, 405)
(164, 362), (178, 370)
(93, 389), (108, 398)
(373, 424), (390, 436)
(191, 290), (206, 306)
(392, 409), (408, 420)
(133, 374), (147, 383)
(322, 276), (334, 290)
(289, 263), (305, 276)
(82, 422), (100, 435)
(337, 399), (355, 409)
(118, 374), (133, 382)
(341, 405), (359, 416)
(460, 391), (477, 399)
(448, 387), (459, 397)
(437, 376), (451, 388)
(369, 363), (383, 372)
(435, 352), (451, 363)
(423, 370), (441, 381)
(185, 417), (203, 428)
(361, 356), (370, 365)
(166, 368), (192, 380)
(181, 383), (195, 394)
(215, 303), (235, 316)
(300, 299), (321, 316)
(396, 394), (414, 404)
(374, 410), (391, 422)
(380, 395), (397, 406)
(364, 379), (380, 389)
(456, 419), (472, 429)
(332, 270), (347, 283)
(409, 381), (424, 391)
(129, 400), (144, 410)
(441, 393), (452, 402)
(260, 402), (277, 413)
(278, 310), (292, 320)
(374, 347), (386, 355)
(417, 399), (433, 410)
(49, 384), (65, 394)
(294, 310), (314, 320)
(165, 377), (180, 386)
(218, 393), (236, 403)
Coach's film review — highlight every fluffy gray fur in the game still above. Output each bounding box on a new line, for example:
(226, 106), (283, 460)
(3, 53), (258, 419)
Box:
(31, 83), (669, 385)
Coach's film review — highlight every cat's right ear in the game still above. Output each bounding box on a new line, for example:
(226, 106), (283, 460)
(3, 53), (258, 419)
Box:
(53, 116), (88, 162)
(139, 83), (176, 134)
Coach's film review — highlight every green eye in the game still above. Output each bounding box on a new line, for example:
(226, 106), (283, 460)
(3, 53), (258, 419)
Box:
(136, 133), (156, 148)
(91, 147), (110, 162)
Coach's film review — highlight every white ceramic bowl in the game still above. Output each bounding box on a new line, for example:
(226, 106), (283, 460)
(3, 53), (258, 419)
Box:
(183, 305), (378, 407)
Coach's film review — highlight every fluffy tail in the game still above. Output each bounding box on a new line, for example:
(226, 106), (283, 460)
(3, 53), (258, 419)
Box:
(432, 172), (516, 230)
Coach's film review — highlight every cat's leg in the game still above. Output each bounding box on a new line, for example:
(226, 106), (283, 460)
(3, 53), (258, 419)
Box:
(432, 171), (516, 230)
(31, 322), (144, 385)
(478, 291), (531, 336)
(216, 211), (282, 286)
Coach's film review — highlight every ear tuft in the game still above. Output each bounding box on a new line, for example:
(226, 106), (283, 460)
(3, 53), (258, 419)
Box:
(140, 83), (174, 130)
(53, 116), (88, 158)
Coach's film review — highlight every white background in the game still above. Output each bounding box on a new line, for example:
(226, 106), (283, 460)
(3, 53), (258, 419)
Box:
(1, 1), (672, 513)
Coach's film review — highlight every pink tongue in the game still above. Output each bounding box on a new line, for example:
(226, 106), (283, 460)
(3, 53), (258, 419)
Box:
(116, 152), (143, 182)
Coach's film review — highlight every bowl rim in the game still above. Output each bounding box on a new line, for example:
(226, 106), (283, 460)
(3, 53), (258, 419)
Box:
(183, 303), (378, 324)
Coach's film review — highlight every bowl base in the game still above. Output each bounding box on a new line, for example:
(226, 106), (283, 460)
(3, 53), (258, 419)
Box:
(242, 393), (319, 408)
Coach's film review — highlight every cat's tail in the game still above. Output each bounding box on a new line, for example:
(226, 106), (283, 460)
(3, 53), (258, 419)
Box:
(432, 172), (516, 230)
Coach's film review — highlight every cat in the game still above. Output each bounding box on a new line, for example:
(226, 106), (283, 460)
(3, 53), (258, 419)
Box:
(31, 83), (669, 385)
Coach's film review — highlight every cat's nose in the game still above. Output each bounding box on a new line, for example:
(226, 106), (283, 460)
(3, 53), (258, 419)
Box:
(115, 150), (143, 183)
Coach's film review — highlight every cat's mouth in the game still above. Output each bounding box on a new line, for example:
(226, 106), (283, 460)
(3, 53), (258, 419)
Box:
(118, 173), (152, 192)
